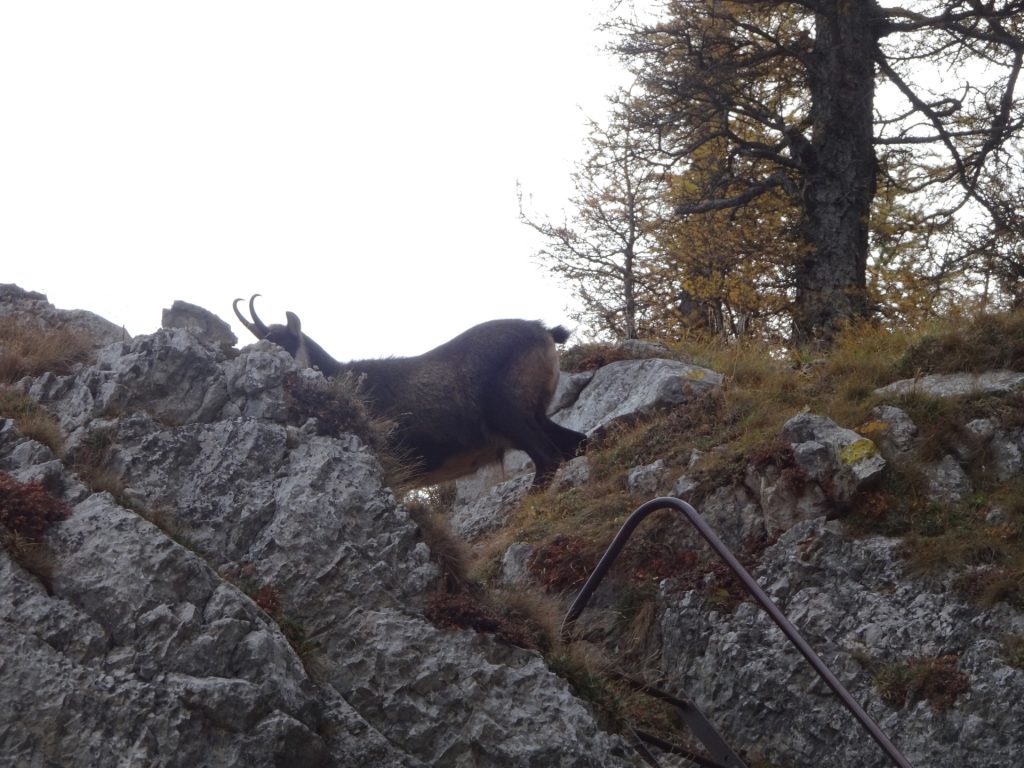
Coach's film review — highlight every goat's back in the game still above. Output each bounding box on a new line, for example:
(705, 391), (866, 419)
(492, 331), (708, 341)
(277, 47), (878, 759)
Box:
(340, 319), (566, 480)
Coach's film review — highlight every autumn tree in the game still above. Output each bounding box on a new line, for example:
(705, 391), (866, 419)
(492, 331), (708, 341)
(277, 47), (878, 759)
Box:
(615, 0), (1024, 344)
(520, 101), (670, 340)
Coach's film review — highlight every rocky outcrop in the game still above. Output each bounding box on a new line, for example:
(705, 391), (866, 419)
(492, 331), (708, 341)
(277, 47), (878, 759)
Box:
(875, 370), (1024, 398)
(0, 283), (127, 347)
(162, 299), (238, 348)
(782, 412), (886, 508)
(6, 288), (1024, 768)
(1, 296), (639, 767)
(554, 358), (723, 435)
(658, 518), (1024, 768)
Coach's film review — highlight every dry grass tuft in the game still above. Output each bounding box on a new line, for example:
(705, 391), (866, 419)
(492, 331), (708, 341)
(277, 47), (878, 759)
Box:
(406, 494), (477, 596)
(0, 387), (65, 455)
(284, 371), (420, 488)
(874, 654), (970, 711)
(69, 427), (128, 501)
(0, 316), (97, 384)
(896, 311), (1024, 376)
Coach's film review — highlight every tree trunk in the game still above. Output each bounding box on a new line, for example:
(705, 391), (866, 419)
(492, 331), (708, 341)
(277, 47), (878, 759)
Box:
(792, 0), (878, 345)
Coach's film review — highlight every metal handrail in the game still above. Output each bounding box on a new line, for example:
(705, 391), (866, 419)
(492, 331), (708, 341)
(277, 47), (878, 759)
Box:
(560, 496), (914, 768)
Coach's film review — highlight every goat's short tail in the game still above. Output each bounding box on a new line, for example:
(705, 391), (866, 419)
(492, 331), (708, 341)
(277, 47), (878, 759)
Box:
(548, 325), (572, 344)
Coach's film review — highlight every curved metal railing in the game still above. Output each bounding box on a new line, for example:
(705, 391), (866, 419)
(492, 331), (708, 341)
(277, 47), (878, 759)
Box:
(560, 496), (914, 768)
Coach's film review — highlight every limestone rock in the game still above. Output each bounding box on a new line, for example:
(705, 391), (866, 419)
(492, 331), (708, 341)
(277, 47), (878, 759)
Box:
(922, 454), (973, 503)
(743, 460), (829, 536)
(500, 543), (536, 587)
(783, 412), (886, 507)
(162, 299), (238, 347)
(556, 456), (592, 490)
(1, 310), (641, 767)
(626, 459), (667, 496)
(451, 474), (532, 540)
(24, 328), (232, 433)
(671, 473), (698, 500)
(865, 405), (919, 456)
(555, 358), (723, 435)
(658, 518), (1024, 768)
(875, 370), (1024, 398)
(0, 282), (128, 347)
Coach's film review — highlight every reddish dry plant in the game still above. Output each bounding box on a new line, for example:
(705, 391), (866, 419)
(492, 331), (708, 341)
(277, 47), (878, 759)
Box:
(0, 471), (70, 541)
(423, 592), (540, 649)
(527, 535), (601, 593)
(253, 584), (282, 616)
(627, 548), (699, 583)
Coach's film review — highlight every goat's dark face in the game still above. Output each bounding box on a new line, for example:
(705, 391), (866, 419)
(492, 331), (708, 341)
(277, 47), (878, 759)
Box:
(258, 313), (301, 360)
(233, 295), (318, 371)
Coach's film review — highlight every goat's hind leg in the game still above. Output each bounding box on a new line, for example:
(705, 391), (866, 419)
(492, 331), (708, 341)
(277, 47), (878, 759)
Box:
(487, 409), (565, 488)
(541, 416), (588, 460)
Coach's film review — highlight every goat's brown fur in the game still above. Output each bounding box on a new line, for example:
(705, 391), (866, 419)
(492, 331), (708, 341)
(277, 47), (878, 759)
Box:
(234, 296), (587, 487)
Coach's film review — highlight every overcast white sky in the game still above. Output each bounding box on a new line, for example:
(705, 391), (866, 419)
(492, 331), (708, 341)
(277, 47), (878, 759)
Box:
(1, 2), (630, 358)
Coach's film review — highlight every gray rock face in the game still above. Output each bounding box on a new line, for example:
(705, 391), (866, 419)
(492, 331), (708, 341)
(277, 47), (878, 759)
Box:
(922, 453), (973, 503)
(875, 370), (1024, 398)
(783, 413), (886, 506)
(659, 518), (1024, 768)
(451, 474), (532, 540)
(0, 282), (128, 347)
(626, 459), (667, 496)
(162, 299), (238, 347)
(1, 309), (640, 767)
(455, 358), (723, 518)
(867, 405), (919, 456)
(555, 358), (723, 435)
(500, 543), (536, 587)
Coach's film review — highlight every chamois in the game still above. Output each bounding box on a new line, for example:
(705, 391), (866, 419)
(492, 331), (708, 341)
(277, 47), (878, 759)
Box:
(233, 295), (587, 487)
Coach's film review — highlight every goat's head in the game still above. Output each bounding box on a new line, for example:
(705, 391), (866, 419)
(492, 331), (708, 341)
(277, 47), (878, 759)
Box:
(233, 294), (319, 370)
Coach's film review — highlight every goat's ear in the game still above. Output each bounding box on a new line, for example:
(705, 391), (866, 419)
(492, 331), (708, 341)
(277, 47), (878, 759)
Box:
(285, 311), (303, 337)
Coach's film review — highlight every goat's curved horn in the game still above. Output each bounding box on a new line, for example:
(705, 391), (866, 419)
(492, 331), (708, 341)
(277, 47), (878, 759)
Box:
(233, 294), (270, 338)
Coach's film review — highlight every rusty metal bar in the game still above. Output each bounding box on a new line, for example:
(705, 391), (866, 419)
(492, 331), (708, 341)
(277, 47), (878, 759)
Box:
(610, 671), (744, 768)
(561, 496), (914, 768)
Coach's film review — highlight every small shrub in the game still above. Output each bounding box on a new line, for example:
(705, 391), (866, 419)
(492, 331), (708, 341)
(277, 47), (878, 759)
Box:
(253, 584), (281, 615)
(423, 591), (540, 649)
(895, 310), (1024, 376)
(284, 372), (415, 487)
(70, 427), (127, 500)
(1002, 635), (1024, 669)
(228, 575), (313, 660)
(874, 655), (970, 711)
(545, 648), (626, 731)
(953, 566), (1024, 609)
(406, 498), (475, 595)
(0, 471), (71, 542)
(560, 342), (648, 373)
(284, 372), (391, 450)
(527, 535), (601, 593)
